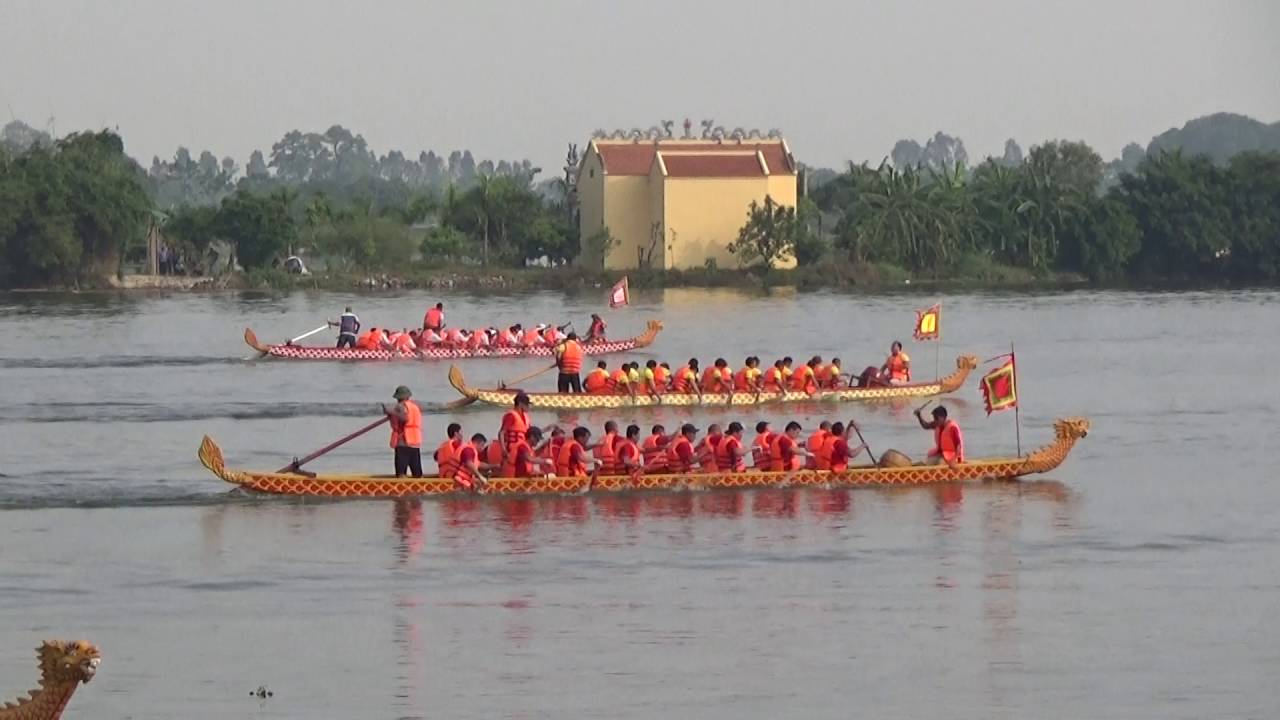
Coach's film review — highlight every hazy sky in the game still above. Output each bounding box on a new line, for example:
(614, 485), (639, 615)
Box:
(2, 0), (1277, 174)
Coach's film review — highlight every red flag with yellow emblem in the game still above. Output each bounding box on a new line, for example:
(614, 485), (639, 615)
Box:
(608, 276), (629, 308)
(979, 355), (1018, 415)
(914, 304), (940, 341)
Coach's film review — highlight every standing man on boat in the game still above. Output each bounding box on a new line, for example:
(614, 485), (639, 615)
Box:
(423, 303), (445, 333)
(381, 385), (423, 478)
(329, 307), (361, 348)
(553, 332), (585, 393)
(914, 405), (964, 467)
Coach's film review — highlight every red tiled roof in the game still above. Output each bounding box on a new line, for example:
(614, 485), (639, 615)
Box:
(660, 152), (765, 178)
(594, 141), (793, 176)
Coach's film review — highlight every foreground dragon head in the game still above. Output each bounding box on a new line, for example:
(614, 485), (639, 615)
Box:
(956, 355), (979, 370)
(1053, 418), (1090, 441)
(38, 641), (101, 685)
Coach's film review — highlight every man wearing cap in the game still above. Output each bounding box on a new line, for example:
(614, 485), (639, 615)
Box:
(329, 306), (361, 348)
(382, 385), (423, 478)
(667, 423), (701, 473)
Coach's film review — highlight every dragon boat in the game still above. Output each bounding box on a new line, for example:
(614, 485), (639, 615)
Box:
(243, 320), (663, 361)
(447, 355), (979, 408)
(196, 418), (1088, 498)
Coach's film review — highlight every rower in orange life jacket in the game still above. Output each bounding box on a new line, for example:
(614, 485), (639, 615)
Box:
(820, 421), (866, 472)
(751, 421), (775, 469)
(780, 357), (795, 387)
(382, 385), (423, 478)
(499, 392), (533, 469)
(496, 326), (520, 348)
(593, 421), (620, 475)
(735, 357), (762, 392)
(614, 424), (644, 475)
(503, 427), (550, 478)
(423, 303), (444, 333)
(762, 361), (785, 392)
(883, 341), (911, 384)
(805, 421), (832, 469)
(818, 358), (844, 388)
(584, 361), (612, 394)
(701, 359), (730, 392)
(653, 362), (672, 391)
(540, 427), (567, 466)
(791, 356), (821, 394)
(715, 422), (748, 472)
(697, 424), (724, 472)
(672, 359), (702, 396)
(522, 326), (545, 348)
(610, 365), (632, 396)
(666, 424), (700, 473)
(454, 433), (492, 491)
(641, 424), (671, 473)
(556, 427), (597, 477)
(390, 330), (417, 353)
(769, 421), (809, 471)
(434, 422), (464, 478)
(355, 327), (380, 350)
(916, 404), (964, 466)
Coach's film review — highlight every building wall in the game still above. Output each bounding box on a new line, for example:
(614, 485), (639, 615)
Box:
(602, 176), (651, 270)
(661, 176), (799, 270)
(576, 150), (606, 267)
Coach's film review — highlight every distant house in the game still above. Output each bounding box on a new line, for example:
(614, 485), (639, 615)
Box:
(577, 136), (799, 270)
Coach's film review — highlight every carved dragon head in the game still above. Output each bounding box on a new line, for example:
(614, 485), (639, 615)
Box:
(1053, 418), (1090, 441)
(38, 641), (100, 685)
(956, 354), (979, 370)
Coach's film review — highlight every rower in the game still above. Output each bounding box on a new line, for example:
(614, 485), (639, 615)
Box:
(752, 421), (775, 469)
(611, 363), (634, 398)
(672, 358), (703, 399)
(584, 361), (612, 394)
(821, 421), (867, 472)
(915, 405), (964, 467)
(593, 421), (620, 475)
(381, 385), (423, 478)
(390, 329), (417, 354)
(769, 421), (808, 471)
(329, 306), (361, 348)
(423, 303), (445, 333)
(626, 362), (643, 396)
(522, 325), (545, 349)
(587, 313), (607, 343)
(654, 362), (672, 391)
(823, 358), (844, 388)
(701, 359), (726, 392)
(697, 423), (724, 472)
(882, 341), (911, 385)
(735, 357), (763, 392)
(715, 422), (748, 472)
(496, 325), (520, 348)
(355, 326), (379, 350)
(640, 360), (664, 401)
(433, 423), (463, 478)
(503, 427), (551, 478)
(483, 434), (505, 469)
(540, 426), (567, 466)
(454, 433), (492, 491)
(615, 425), (644, 475)
(554, 332), (584, 393)
(762, 360), (785, 392)
(666, 423), (701, 473)
(781, 357), (795, 386)
(642, 424), (670, 473)
(499, 392), (533, 467)
(556, 427), (599, 477)
(791, 356), (820, 394)
(805, 421), (832, 468)
(419, 327), (443, 346)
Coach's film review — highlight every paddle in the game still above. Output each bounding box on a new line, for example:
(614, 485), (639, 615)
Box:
(499, 363), (557, 390)
(243, 324), (330, 360)
(277, 416), (390, 474)
(849, 419), (877, 468)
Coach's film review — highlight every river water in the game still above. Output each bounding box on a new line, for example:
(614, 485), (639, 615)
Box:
(0, 287), (1276, 719)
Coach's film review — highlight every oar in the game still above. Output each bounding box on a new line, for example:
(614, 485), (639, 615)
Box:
(243, 324), (329, 360)
(849, 420), (877, 468)
(277, 416), (390, 474)
(499, 363), (557, 389)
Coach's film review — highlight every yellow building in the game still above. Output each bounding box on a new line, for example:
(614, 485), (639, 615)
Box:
(577, 134), (798, 270)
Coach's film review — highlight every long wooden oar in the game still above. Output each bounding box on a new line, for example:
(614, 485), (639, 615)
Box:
(244, 324), (330, 360)
(499, 363), (557, 389)
(278, 416), (390, 474)
(849, 420), (877, 468)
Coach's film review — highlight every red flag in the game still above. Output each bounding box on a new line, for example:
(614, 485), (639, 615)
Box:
(979, 356), (1018, 415)
(608, 276), (629, 308)
(914, 304), (940, 341)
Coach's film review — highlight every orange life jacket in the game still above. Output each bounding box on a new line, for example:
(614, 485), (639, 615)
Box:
(389, 401), (422, 448)
(716, 435), (746, 472)
(752, 432), (774, 469)
(827, 436), (851, 472)
(392, 333), (415, 353)
(806, 430), (830, 466)
(673, 366), (697, 393)
(769, 434), (802, 472)
(466, 331), (484, 350)
(556, 440), (588, 477)
(815, 434), (838, 471)
(454, 444), (480, 489)
(424, 307), (443, 330)
(521, 331), (541, 347)
(932, 420), (964, 463)
(355, 330), (378, 350)
(584, 368), (611, 393)
(501, 409), (531, 448)
(434, 437), (461, 478)
(791, 366), (818, 393)
(594, 432), (618, 474)
(610, 369), (629, 392)
(698, 434), (723, 472)
(558, 340), (583, 374)
(700, 367), (722, 392)
(733, 368), (752, 391)
(887, 352), (911, 382)
(540, 436), (565, 464)
(642, 434), (669, 472)
(614, 438), (641, 474)
(497, 329), (518, 347)
(484, 440), (504, 468)
(763, 367), (783, 392)
(502, 439), (535, 478)
(667, 436), (695, 473)
(653, 366), (670, 390)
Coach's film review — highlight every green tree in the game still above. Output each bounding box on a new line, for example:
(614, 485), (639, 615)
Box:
(728, 195), (798, 268)
(214, 189), (295, 269)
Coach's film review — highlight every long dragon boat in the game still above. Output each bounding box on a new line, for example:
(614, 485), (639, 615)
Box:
(196, 418), (1088, 498)
(243, 320), (663, 361)
(447, 355), (979, 408)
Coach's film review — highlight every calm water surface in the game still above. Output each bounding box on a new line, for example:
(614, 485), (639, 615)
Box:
(0, 288), (1277, 719)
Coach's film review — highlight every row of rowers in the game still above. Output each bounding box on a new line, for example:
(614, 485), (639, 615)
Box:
(576, 345), (915, 397)
(383, 389), (964, 489)
(330, 305), (609, 352)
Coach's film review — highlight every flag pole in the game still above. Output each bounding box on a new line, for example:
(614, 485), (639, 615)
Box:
(1012, 341), (1021, 457)
(935, 303), (942, 382)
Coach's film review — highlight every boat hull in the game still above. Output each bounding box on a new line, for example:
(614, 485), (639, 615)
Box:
(244, 320), (663, 361)
(448, 355), (979, 408)
(198, 418), (1088, 498)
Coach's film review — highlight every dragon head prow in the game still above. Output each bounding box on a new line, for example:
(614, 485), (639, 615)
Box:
(1053, 417), (1090, 440)
(38, 640), (100, 685)
(957, 354), (979, 370)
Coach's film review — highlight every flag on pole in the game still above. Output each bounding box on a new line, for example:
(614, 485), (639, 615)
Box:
(979, 355), (1018, 415)
(608, 276), (629, 308)
(914, 304), (940, 341)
